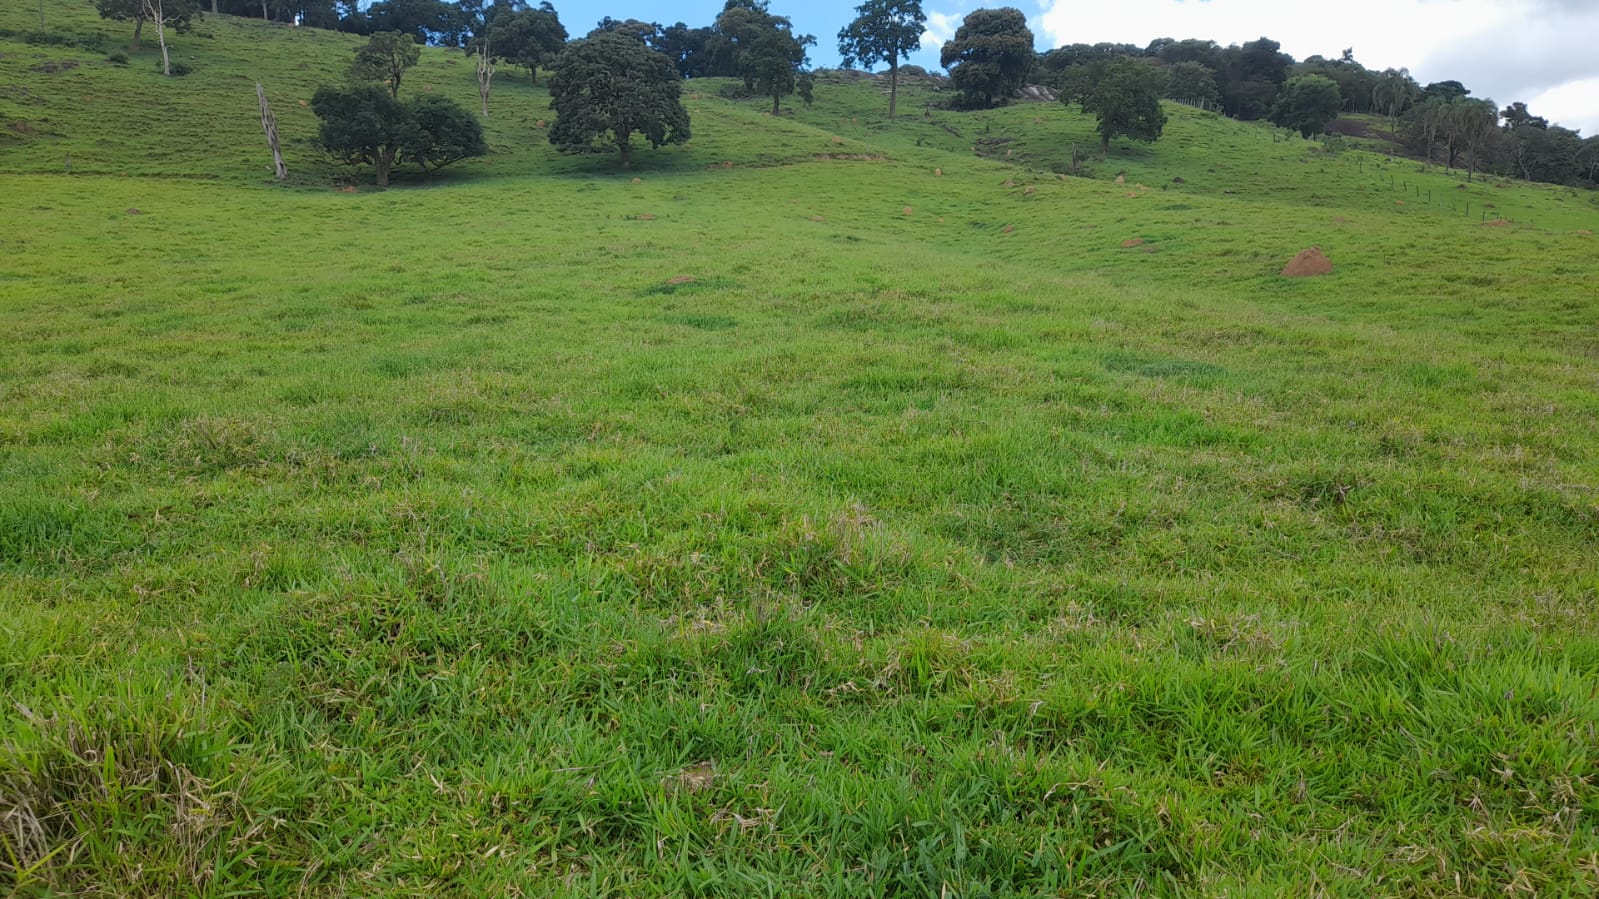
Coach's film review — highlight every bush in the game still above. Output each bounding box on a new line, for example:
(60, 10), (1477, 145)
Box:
(106, 52), (128, 65)
(167, 61), (194, 76)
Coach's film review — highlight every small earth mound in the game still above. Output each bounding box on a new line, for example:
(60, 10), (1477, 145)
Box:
(535, 119), (545, 128)
(1395, 200), (1405, 206)
(809, 215), (826, 222)
(722, 161), (733, 169)
(338, 186), (357, 193)
(665, 275), (695, 285)
(1002, 225), (1014, 233)
(933, 167), (942, 176)
(1331, 216), (1350, 223)
(902, 206), (913, 215)
(630, 177), (641, 184)
(1121, 238), (1145, 248)
(1125, 192), (1139, 198)
(1481, 219), (1509, 226)
(1003, 179), (1015, 188)
(125, 207), (142, 215)
(1281, 246), (1333, 278)
(632, 213), (656, 221)
(1114, 175), (1126, 185)
(1024, 186), (1036, 195)
(1172, 176), (1185, 184)
(297, 99), (307, 107)
(1578, 230), (1592, 237)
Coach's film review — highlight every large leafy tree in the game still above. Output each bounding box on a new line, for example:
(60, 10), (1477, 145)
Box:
(351, 31), (420, 99)
(715, 2), (815, 115)
(547, 32), (691, 166)
(837, 0), (925, 118)
(940, 7), (1034, 109)
(1064, 57), (1167, 154)
(312, 85), (486, 186)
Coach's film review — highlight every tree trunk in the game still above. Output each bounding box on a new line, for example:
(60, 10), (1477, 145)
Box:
(772, 92), (780, 116)
(476, 46), (492, 117)
(257, 83), (288, 180)
(376, 150), (393, 187)
(133, 16), (144, 51)
(619, 142), (632, 167)
(260, 0), (268, 21)
(211, 0), (217, 14)
(528, 65), (537, 85)
(888, 60), (898, 119)
(1100, 133), (1110, 155)
(148, 1), (170, 77)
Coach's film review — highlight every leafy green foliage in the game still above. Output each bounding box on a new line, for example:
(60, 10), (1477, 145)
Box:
(311, 83), (484, 185)
(939, 6), (1033, 109)
(837, 0), (924, 117)
(547, 32), (690, 165)
(1271, 73), (1343, 138)
(350, 29), (418, 98)
(1064, 57), (1168, 152)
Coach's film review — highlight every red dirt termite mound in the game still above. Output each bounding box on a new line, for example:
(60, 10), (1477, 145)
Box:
(1281, 246), (1333, 278)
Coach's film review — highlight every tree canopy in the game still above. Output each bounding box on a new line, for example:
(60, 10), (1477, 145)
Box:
(546, 31), (691, 165)
(837, 0), (925, 118)
(940, 7), (1034, 109)
(312, 84), (485, 186)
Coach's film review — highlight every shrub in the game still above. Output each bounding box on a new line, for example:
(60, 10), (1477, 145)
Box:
(106, 52), (128, 64)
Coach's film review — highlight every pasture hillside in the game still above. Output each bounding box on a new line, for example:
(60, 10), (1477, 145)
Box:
(3, 3), (1599, 896)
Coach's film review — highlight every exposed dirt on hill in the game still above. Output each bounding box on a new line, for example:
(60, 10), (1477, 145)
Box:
(1282, 246), (1333, 277)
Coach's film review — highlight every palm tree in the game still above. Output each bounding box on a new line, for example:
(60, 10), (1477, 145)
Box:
(1371, 69), (1416, 157)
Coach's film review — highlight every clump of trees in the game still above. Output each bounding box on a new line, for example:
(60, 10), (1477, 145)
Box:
(940, 7), (1034, 109)
(546, 31), (690, 165)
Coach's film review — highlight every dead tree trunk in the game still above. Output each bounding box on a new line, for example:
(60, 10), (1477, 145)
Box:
(476, 45), (493, 117)
(257, 83), (287, 181)
(143, 0), (170, 76)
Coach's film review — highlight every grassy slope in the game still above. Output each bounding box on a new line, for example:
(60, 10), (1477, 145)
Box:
(3, 3), (1599, 896)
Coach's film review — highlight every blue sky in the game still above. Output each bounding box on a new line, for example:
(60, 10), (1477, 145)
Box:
(553, 0), (1599, 134)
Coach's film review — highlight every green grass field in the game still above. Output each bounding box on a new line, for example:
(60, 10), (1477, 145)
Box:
(4, 3), (1599, 895)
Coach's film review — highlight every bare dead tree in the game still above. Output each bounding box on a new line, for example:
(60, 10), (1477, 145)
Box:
(476, 40), (494, 117)
(141, 0), (171, 76)
(257, 83), (287, 180)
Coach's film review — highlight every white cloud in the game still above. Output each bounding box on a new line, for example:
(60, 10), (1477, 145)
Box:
(921, 11), (960, 52)
(1026, 0), (1599, 134)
